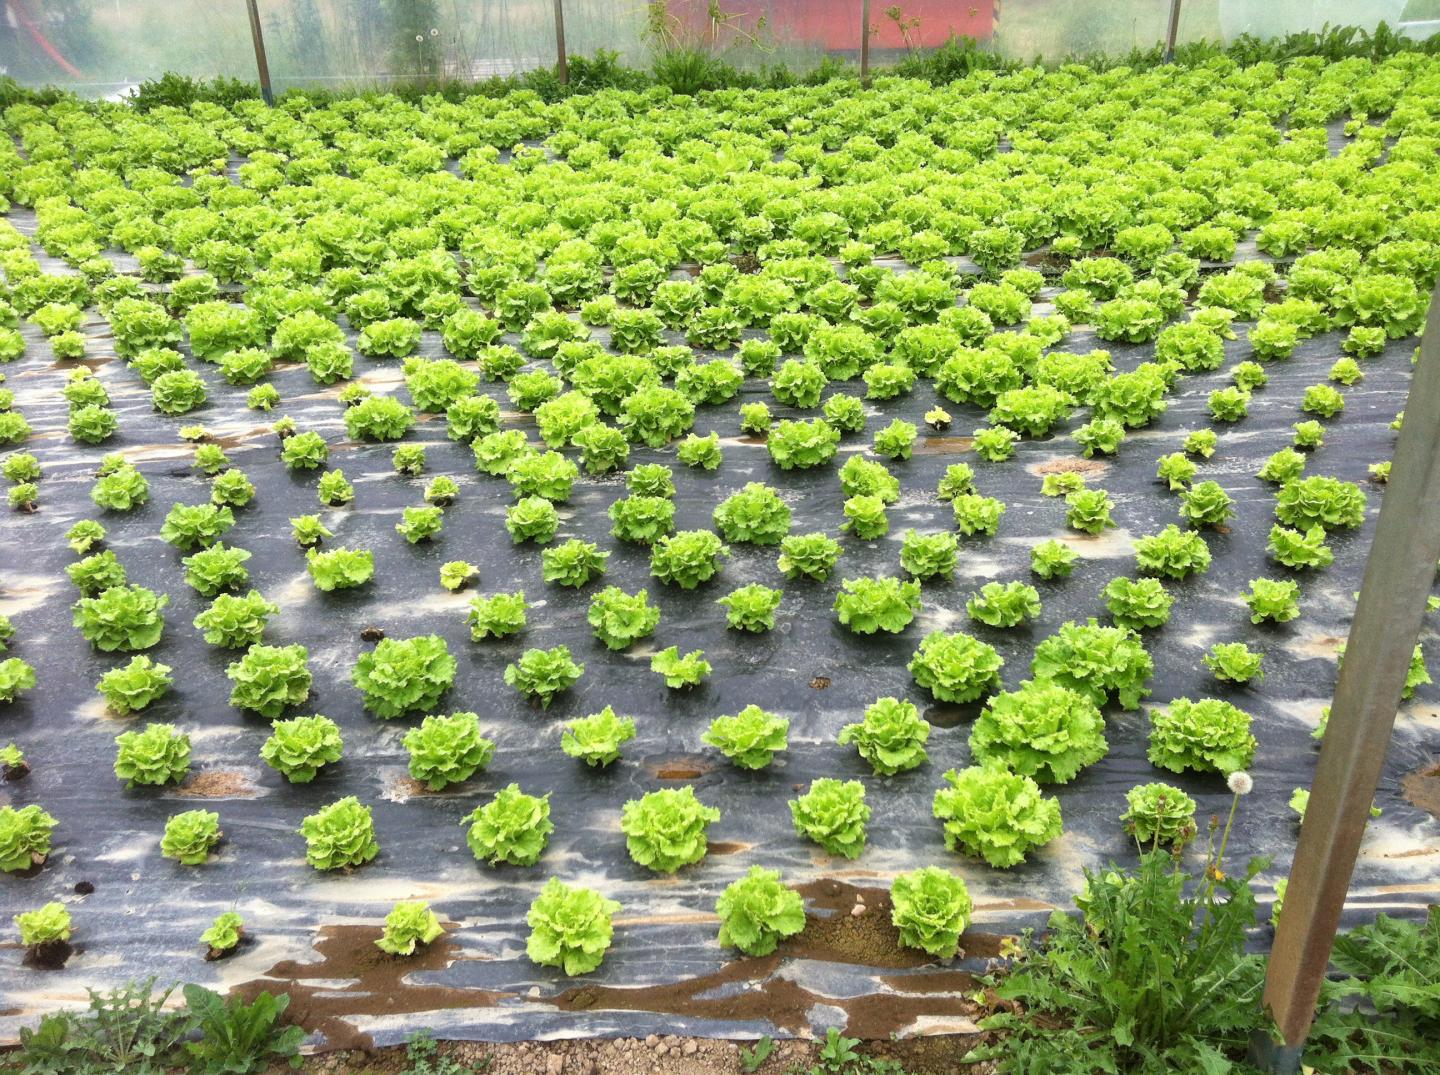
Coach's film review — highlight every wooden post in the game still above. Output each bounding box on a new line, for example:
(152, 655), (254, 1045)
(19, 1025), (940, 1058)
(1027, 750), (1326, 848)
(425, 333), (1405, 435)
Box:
(860, 0), (871, 85)
(554, 0), (568, 85)
(1164, 0), (1183, 62)
(244, 0), (274, 105)
(1251, 282), (1440, 1073)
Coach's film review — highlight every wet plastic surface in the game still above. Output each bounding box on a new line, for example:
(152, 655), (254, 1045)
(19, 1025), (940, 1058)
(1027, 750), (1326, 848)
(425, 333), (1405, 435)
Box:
(0, 219), (1437, 1047)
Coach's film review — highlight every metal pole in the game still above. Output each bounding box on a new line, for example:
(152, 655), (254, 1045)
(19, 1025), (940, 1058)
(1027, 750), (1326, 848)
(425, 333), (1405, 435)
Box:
(1250, 282), (1440, 1073)
(860, 0), (871, 85)
(1164, 0), (1183, 62)
(243, 0), (274, 105)
(553, 0), (568, 86)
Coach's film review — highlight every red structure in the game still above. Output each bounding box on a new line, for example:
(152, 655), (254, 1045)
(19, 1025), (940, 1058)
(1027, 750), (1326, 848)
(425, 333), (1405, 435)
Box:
(668, 1), (997, 52)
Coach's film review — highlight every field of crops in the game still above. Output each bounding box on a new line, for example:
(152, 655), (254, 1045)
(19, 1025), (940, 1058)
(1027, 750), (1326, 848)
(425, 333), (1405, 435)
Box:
(1, 53), (1439, 1047)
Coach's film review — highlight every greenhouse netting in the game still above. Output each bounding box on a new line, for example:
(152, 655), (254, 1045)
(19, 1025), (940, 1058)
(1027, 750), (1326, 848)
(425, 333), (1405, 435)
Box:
(1, 1), (1438, 98)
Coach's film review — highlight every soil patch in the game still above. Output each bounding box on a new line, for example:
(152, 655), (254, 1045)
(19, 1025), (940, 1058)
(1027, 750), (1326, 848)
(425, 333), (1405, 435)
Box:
(1403, 763), (1440, 819)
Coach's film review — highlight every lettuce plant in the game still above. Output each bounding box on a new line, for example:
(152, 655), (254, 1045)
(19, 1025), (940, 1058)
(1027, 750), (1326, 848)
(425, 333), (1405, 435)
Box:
(952, 493), (1006, 537)
(150, 370), (207, 415)
(509, 451), (579, 503)
(1134, 525), (1211, 579)
(739, 402), (772, 434)
(1245, 577), (1301, 623)
(619, 386), (695, 447)
(1301, 383), (1345, 419)
(1121, 782), (1198, 850)
(193, 590), (278, 649)
(588, 586), (660, 650)
(967, 581), (1042, 628)
(261, 714), (343, 783)
(650, 530), (728, 589)
(899, 530), (959, 581)
(65, 519), (106, 554)
(307, 547), (374, 592)
(651, 646), (711, 689)
(182, 543), (251, 596)
(68, 405), (117, 445)
(909, 630), (1003, 704)
(0, 804), (56, 873)
(353, 634), (456, 719)
(467, 591), (529, 640)
(622, 787), (720, 873)
(767, 419), (840, 470)
(840, 456), (900, 503)
(504, 646), (584, 708)
(713, 483), (791, 545)
(790, 778), (869, 859)
(718, 584), (783, 632)
(842, 495), (889, 540)
(403, 712), (494, 791)
(1292, 420), (1325, 450)
(160, 809), (221, 865)
(703, 705), (789, 770)
(1066, 489), (1115, 535)
(1257, 448), (1306, 485)
(462, 784), (553, 867)
(1147, 698), (1256, 775)
(226, 643), (312, 718)
(678, 432), (724, 471)
(73, 584), (168, 652)
(505, 497), (559, 545)
(715, 866), (806, 956)
(1179, 480), (1235, 528)
(114, 722), (190, 787)
(1275, 475), (1366, 531)
(771, 359), (828, 408)
(822, 393), (867, 434)
(300, 796), (379, 870)
(561, 706), (636, 767)
(932, 765), (1063, 868)
(1204, 642), (1264, 684)
(1073, 418), (1125, 458)
(1030, 539), (1079, 580)
(67, 550), (127, 597)
(472, 430), (532, 476)
(344, 395), (414, 441)
(971, 680), (1108, 784)
(160, 502), (234, 551)
(16, 903), (71, 948)
(1102, 577), (1174, 631)
(838, 697), (930, 776)
(609, 495), (676, 545)
(376, 901), (444, 957)
(890, 866), (972, 958)
(525, 878), (620, 975)
(1266, 524), (1333, 570)
(873, 419), (918, 460)
(1207, 387), (1250, 423)
(972, 425), (1019, 462)
(833, 576), (921, 635)
(90, 461), (149, 512)
(0, 658), (30, 704)
(1031, 619), (1152, 709)
(397, 504), (445, 544)
(542, 539), (609, 588)
(96, 655), (172, 716)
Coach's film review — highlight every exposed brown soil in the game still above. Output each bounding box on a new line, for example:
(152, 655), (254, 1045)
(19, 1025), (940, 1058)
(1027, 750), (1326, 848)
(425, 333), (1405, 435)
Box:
(278, 1032), (990, 1075)
(176, 769), (258, 799)
(23, 939), (72, 970)
(914, 436), (974, 455)
(230, 924), (492, 1052)
(3, 762), (31, 781)
(644, 755), (717, 781)
(1027, 456), (1110, 479)
(226, 881), (990, 1056)
(1402, 763), (1440, 819)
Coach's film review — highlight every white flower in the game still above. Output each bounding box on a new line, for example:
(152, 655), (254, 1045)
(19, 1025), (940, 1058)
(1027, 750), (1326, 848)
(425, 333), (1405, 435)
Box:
(1227, 771), (1254, 796)
(415, 34), (424, 42)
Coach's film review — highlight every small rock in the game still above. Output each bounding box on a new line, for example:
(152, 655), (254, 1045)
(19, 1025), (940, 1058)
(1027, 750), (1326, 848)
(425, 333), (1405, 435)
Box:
(682, 1041), (698, 1055)
(851, 903), (866, 917)
(528, 985), (542, 997)
(545, 1053), (563, 1075)
(645, 1034), (659, 1048)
